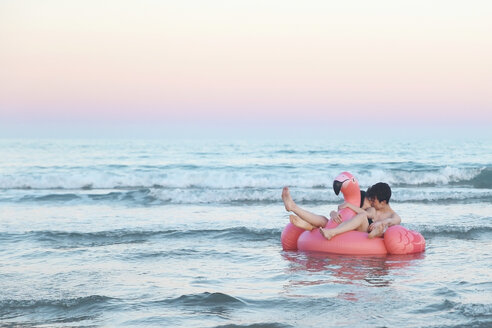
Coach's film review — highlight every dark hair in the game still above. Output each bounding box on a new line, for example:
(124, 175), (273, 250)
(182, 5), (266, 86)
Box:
(367, 182), (391, 203)
(360, 190), (366, 208)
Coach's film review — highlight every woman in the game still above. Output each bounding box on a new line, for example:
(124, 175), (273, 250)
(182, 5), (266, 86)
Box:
(282, 186), (374, 234)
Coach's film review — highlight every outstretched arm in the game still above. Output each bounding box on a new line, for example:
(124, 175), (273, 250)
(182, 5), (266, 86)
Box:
(338, 202), (364, 214)
(383, 213), (401, 227)
(369, 213), (401, 231)
(339, 202), (376, 219)
(368, 212), (401, 238)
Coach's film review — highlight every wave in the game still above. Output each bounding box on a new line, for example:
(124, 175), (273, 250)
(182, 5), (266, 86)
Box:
(456, 303), (492, 318)
(1, 227), (280, 248)
(1, 165), (491, 191)
(418, 225), (492, 240)
(0, 295), (114, 319)
(125, 248), (204, 260)
(463, 167), (492, 188)
(393, 189), (492, 203)
(358, 166), (490, 188)
(415, 299), (492, 320)
(20, 193), (82, 202)
(3, 186), (492, 205)
(429, 322), (492, 328)
(160, 292), (246, 307)
(5, 225), (489, 252)
(145, 292), (247, 318)
(214, 324), (293, 328)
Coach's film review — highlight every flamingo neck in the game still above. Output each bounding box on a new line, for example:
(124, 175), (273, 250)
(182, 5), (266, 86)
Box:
(342, 183), (361, 208)
(344, 193), (361, 208)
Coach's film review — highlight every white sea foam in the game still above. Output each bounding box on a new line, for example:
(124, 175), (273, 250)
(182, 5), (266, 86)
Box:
(0, 166), (485, 190)
(356, 167), (483, 187)
(2, 185), (491, 205)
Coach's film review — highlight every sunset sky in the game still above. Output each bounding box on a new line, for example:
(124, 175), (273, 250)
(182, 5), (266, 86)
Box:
(1, 1), (491, 138)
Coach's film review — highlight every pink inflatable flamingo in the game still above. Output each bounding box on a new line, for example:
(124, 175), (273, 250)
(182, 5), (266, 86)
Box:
(281, 172), (425, 255)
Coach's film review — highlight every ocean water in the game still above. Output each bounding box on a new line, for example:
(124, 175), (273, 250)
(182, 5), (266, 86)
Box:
(1, 138), (491, 327)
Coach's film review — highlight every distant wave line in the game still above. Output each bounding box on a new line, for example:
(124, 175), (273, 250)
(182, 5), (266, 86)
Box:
(1, 166), (490, 190)
(2, 187), (492, 205)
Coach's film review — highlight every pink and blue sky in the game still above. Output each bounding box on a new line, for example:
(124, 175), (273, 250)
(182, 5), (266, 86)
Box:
(1, 1), (491, 138)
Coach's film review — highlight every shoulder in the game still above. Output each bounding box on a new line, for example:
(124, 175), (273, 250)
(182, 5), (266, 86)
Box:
(389, 206), (400, 218)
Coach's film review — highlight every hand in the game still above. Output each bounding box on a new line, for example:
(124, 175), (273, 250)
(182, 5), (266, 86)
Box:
(369, 221), (387, 231)
(369, 221), (378, 231)
(330, 210), (342, 224)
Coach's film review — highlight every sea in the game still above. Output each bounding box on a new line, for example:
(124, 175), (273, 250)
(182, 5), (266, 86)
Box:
(1, 137), (491, 327)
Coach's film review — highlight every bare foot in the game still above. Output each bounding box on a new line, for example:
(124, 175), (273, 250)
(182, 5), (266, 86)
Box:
(289, 215), (313, 231)
(282, 187), (296, 212)
(319, 227), (337, 240)
(368, 224), (386, 239)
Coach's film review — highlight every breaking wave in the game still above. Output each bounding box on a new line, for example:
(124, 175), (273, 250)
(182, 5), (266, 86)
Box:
(1, 165), (490, 191)
(2, 186), (492, 205)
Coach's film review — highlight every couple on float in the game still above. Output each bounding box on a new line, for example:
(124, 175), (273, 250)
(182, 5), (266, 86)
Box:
(282, 181), (401, 240)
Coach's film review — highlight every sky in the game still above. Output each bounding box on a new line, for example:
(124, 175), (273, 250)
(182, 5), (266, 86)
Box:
(0, 0), (491, 138)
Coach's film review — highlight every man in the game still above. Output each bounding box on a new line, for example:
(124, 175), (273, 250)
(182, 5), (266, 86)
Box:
(365, 182), (401, 238)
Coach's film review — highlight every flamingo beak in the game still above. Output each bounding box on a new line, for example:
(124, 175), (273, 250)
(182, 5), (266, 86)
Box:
(333, 179), (347, 195)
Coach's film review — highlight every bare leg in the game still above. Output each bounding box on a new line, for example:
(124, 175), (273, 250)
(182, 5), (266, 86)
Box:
(289, 215), (314, 231)
(320, 212), (369, 240)
(282, 187), (328, 227)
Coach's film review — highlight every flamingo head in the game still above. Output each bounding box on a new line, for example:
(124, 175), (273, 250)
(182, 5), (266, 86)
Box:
(333, 171), (360, 197)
